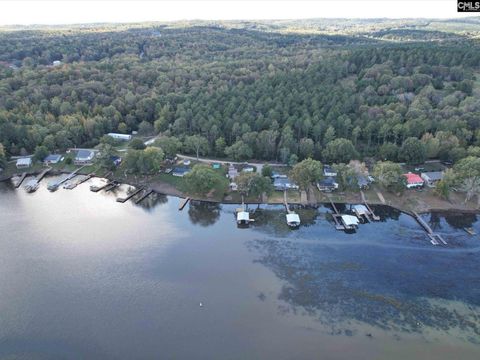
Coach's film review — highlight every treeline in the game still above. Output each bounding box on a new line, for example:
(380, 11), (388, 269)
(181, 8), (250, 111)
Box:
(0, 25), (479, 165)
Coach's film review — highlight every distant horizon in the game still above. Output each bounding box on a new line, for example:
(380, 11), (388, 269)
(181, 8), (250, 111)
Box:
(0, 1), (477, 26)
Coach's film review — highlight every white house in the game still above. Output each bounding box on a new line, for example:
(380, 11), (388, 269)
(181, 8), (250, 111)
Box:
(107, 133), (132, 141)
(16, 157), (32, 169)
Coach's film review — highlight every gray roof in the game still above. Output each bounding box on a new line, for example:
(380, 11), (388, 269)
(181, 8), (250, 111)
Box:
(44, 154), (62, 162)
(76, 150), (94, 160)
(421, 171), (443, 181)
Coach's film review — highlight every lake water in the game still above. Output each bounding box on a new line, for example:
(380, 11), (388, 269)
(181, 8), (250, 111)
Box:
(0, 177), (479, 359)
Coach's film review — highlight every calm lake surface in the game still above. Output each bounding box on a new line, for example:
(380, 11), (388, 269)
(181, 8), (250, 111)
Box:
(0, 176), (479, 359)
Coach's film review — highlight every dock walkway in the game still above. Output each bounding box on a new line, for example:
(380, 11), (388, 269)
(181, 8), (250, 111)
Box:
(178, 197), (190, 210)
(116, 187), (144, 203)
(360, 191), (380, 221)
(135, 189), (154, 204)
(14, 172), (27, 188)
(412, 211), (447, 245)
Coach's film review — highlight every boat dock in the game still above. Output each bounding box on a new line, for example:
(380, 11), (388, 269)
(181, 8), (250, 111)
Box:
(135, 189), (154, 204)
(327, 196), (348, 230)
(63, 174), (92, 190)
(178, 197), (190, 210)
(360, 191), (380, 221)
(283, 190), (293, 214)
(24, 167), (51, 192)
(116, 187), (144, 203)
(14, 172), (27, 188)
(412, 211), (447, 245)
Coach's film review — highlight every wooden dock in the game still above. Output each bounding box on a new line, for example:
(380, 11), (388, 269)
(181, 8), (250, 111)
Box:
(116, 187), (144, 203)
(412, 211), (447, 245)
(283, 190), (293, 214)
(105, 182), (119, 192)
(178, 197), (190, 211)
(14, 172), (27, 188)
(24, 167), (51, 192)
(360, 191), (380, 221)
(327, 196), (347, 230)
(36, 167), (51, 182)
(135, 189), (154, 204)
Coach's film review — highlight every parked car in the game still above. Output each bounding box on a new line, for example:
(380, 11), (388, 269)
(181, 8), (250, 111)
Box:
(183, 159), (191, 166)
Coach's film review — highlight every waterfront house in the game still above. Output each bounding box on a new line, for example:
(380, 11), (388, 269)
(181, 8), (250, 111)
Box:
(356, 175), (370, 189)
(74, 150), (95, 165)
(273, 177), (299, 191)
(172, 167), (191, 177)
(323, 165), (337, 177)
(403, 172), (424, 189)
(16, 157), (32, 169)
(107, 133), (132, 141)
(317, 177), (338, 192)
(421, 171), (443, 188)
(43, 154), (62, 165)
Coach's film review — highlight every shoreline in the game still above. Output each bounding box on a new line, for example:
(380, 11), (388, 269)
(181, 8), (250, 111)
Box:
(2, 168), (479, 216)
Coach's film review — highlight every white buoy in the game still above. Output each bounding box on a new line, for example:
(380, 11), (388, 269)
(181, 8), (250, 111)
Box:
(199, 302), (203, 307)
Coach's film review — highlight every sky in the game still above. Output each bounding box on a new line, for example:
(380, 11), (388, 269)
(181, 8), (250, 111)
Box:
(0, 1), (475, 26)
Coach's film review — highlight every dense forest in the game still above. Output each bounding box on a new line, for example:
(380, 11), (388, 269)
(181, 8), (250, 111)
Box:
(1, 19), (480, 164)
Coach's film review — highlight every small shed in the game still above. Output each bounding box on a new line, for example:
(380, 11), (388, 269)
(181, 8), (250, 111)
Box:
(16, 157), (32, 168)
(107, 133), (132, 141)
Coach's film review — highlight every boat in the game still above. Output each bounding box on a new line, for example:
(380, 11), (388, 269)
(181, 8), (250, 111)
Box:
(286, 213), (301, 228)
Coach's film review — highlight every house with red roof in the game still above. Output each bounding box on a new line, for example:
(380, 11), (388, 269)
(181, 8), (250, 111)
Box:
(403, 172), (424, 189)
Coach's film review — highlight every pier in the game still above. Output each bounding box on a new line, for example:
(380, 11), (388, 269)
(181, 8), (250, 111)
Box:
(178, 197), (190, 210)
(135, 189), (154, 204)
(116, 187), (144, 203)
(14, 172), (27, 188)
(360, 191), (380, 221)
(412, 211), (447, 245)
(284, 190), (300, 227)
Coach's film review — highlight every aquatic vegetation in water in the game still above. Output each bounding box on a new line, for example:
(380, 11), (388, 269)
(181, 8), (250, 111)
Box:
(248, 233), (480, 342)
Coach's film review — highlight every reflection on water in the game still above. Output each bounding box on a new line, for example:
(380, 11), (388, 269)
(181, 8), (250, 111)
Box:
(0, 177), (479, 359)
(188, 201), (221, 227)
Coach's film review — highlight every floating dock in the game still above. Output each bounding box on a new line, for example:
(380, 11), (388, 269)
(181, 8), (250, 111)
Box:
(178, 197), (190, 210)
(412, 211), (447, 245)
(116, 187), (144, 203)
(135, 189), (154, 204)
